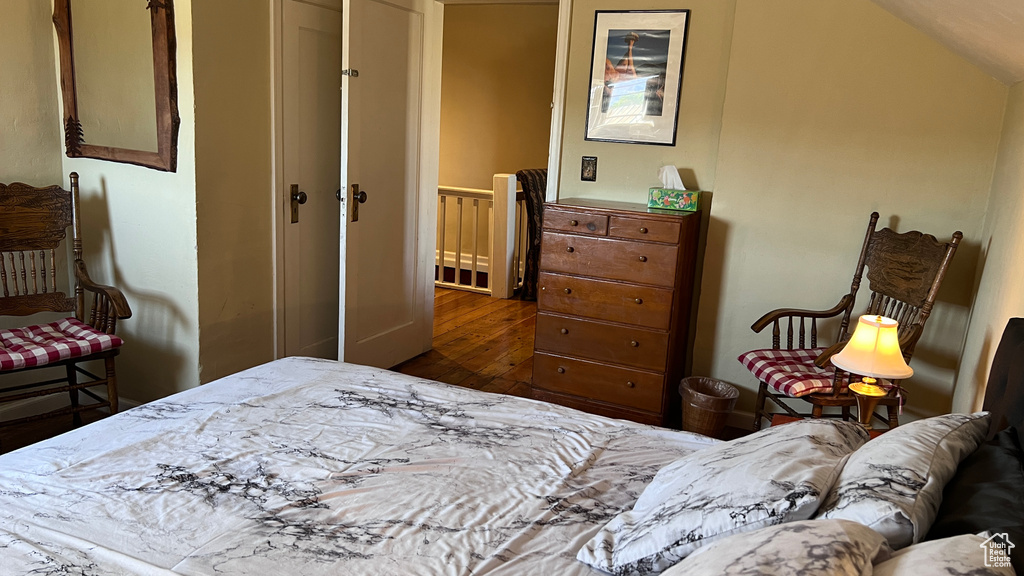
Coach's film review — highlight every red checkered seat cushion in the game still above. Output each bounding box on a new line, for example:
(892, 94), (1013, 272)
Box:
(738, 347), (847, 397)
(0, 318), (123, 371)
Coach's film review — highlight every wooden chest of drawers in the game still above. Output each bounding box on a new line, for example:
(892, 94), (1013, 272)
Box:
(531, 198), (702, 427)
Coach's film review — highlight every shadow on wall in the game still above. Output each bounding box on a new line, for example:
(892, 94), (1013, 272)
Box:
(852, 215), (979, 418)
(77, 177), (191, 403)
(691, 197), (728, 380)
(964, 236), (993, 411)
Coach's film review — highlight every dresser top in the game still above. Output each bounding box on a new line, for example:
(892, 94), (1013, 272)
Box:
(552, 197), (701, 219)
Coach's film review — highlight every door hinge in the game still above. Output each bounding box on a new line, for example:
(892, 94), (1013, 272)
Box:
(342, 69), (359, 77)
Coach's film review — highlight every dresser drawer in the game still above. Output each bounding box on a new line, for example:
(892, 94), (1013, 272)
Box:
(540, 232), (678, 288)
(537, 272), (673, 330)
(609, 215), (681, 243)
(533, 352), (664, 413)
(543, 205), (608, 236)
(535, 312), (669, 371)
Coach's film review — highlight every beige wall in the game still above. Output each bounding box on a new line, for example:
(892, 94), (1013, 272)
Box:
(559, 0), (1008, 420)
(956, 80), (1024, 412)
(3, 0), (281, 405)
(192, 2), (276, 383)
(559, 0), (735, 197)
(710, 0), (1005, 419)
(61, 1), (202, 403)
(439, 4), (559, 190)
(0, 1), (63, 184)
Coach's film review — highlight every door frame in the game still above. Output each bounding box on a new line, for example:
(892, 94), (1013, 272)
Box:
(271, 0), (286, 357)
(270, 0), (572, 358)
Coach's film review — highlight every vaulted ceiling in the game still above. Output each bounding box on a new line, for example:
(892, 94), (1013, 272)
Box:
(870, 0), (1024, 85)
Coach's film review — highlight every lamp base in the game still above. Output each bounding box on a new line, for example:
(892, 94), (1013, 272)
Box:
(849, 378), (889, 430)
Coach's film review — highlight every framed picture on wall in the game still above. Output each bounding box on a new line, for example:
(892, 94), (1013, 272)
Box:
(584, 10), (690, 146)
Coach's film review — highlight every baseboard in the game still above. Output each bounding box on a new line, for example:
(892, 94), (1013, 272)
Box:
(0, 390), (140, 421)
(725, 409), (755, 432)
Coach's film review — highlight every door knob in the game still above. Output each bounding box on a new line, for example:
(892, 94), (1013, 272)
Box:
(351, 184), (368, 222)
(289, 184), (306, 223)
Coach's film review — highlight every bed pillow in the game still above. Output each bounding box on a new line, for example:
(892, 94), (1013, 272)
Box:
(816, 412), (990, 550)
(660, 519), (889, 576)
(872, 533), (1016, 576)
(576, 419), (868, 575)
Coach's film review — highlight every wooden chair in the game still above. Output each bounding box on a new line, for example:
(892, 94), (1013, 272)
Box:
(515, 169), (546, 301)
(0, 172), (131, 434)
(739, 212), (961, 430)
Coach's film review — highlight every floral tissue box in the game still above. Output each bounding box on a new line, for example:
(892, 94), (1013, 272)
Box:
(648, 188), (700, 212)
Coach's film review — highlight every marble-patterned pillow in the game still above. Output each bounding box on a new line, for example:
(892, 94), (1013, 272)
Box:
(872, 533), (1015, 576)
(576, 419), (869, 575)
(661, 519), (890, 576)
(816, 412), (991, 550)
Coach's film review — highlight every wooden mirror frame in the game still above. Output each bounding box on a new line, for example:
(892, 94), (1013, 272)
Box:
(53, 0), (180, 172)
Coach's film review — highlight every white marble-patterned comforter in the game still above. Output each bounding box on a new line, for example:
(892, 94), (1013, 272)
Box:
(0, 357), (716, 575)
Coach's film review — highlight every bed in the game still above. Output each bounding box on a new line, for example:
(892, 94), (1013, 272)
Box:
(1, 320), (1021, 575)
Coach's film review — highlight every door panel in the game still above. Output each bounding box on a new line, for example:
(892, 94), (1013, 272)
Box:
(283, 0), (342, 359)
(341, 0), (433, 367)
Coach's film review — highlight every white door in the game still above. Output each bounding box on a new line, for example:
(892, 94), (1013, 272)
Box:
(339, 0), (438, 367)
(282, 0), (342, 359)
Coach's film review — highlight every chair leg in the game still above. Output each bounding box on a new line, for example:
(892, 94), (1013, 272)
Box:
(67, 364), (82, 426)
(105, 356), (119, 414)
(811, 404), (823, 419)
(841, 405), (851, 421)
(753, 382), (768, 431)
(886, 404), (898, 429)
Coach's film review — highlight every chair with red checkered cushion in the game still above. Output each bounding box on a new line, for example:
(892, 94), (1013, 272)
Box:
(739, 213), (961, 431)
(0, 173), (131, 437)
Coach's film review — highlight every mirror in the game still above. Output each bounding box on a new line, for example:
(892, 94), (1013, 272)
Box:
(53, 0), (179, 172)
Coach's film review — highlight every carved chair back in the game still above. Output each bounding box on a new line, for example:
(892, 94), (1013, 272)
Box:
(0, 173), (118, 333)
(836, 212), (962, 359)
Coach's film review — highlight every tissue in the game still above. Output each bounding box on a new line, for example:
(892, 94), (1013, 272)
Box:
(648, 165), (699, 211)
(658, 165), (686, 190)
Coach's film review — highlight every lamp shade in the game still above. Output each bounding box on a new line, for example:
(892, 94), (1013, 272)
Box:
(831, 315), (914, 380)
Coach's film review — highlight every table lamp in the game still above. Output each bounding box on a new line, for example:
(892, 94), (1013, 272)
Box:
(831, 315), (913, 429)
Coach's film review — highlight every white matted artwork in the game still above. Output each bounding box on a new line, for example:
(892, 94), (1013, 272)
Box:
(585, 10), (690, 146)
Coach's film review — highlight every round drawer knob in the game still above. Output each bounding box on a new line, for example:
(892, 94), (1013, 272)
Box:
(564, 288), (572, 294)
(630, 340), (639, 347)
(638, 255), (647, 262)
(557, 367), (566, 374)
(639, 227), (648, 234)
(566, 246), (575, 253)
(635, 298), (643, 305)
(570, 219), (578, 226)
(626, 381), (636, 388)
(560, 328), (569, 335)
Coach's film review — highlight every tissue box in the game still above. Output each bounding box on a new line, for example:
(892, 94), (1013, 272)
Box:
(648, 188), (700, 212)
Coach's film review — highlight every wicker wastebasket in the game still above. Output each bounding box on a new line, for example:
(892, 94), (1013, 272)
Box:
(679, 377), (739, 439)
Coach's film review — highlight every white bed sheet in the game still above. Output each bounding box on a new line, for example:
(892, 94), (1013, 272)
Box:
(0, 357), (716, 575)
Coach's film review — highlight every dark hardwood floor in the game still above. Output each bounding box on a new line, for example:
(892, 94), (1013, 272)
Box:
(0, 410), (105, 455)
(392, 288), (536, 398)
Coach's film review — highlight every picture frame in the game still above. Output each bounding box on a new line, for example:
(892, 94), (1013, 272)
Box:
(584, 10), (690, 146)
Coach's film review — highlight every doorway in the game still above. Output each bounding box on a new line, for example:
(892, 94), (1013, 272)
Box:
(272, 0), (565, 371)
(394, 3), (558, 386)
